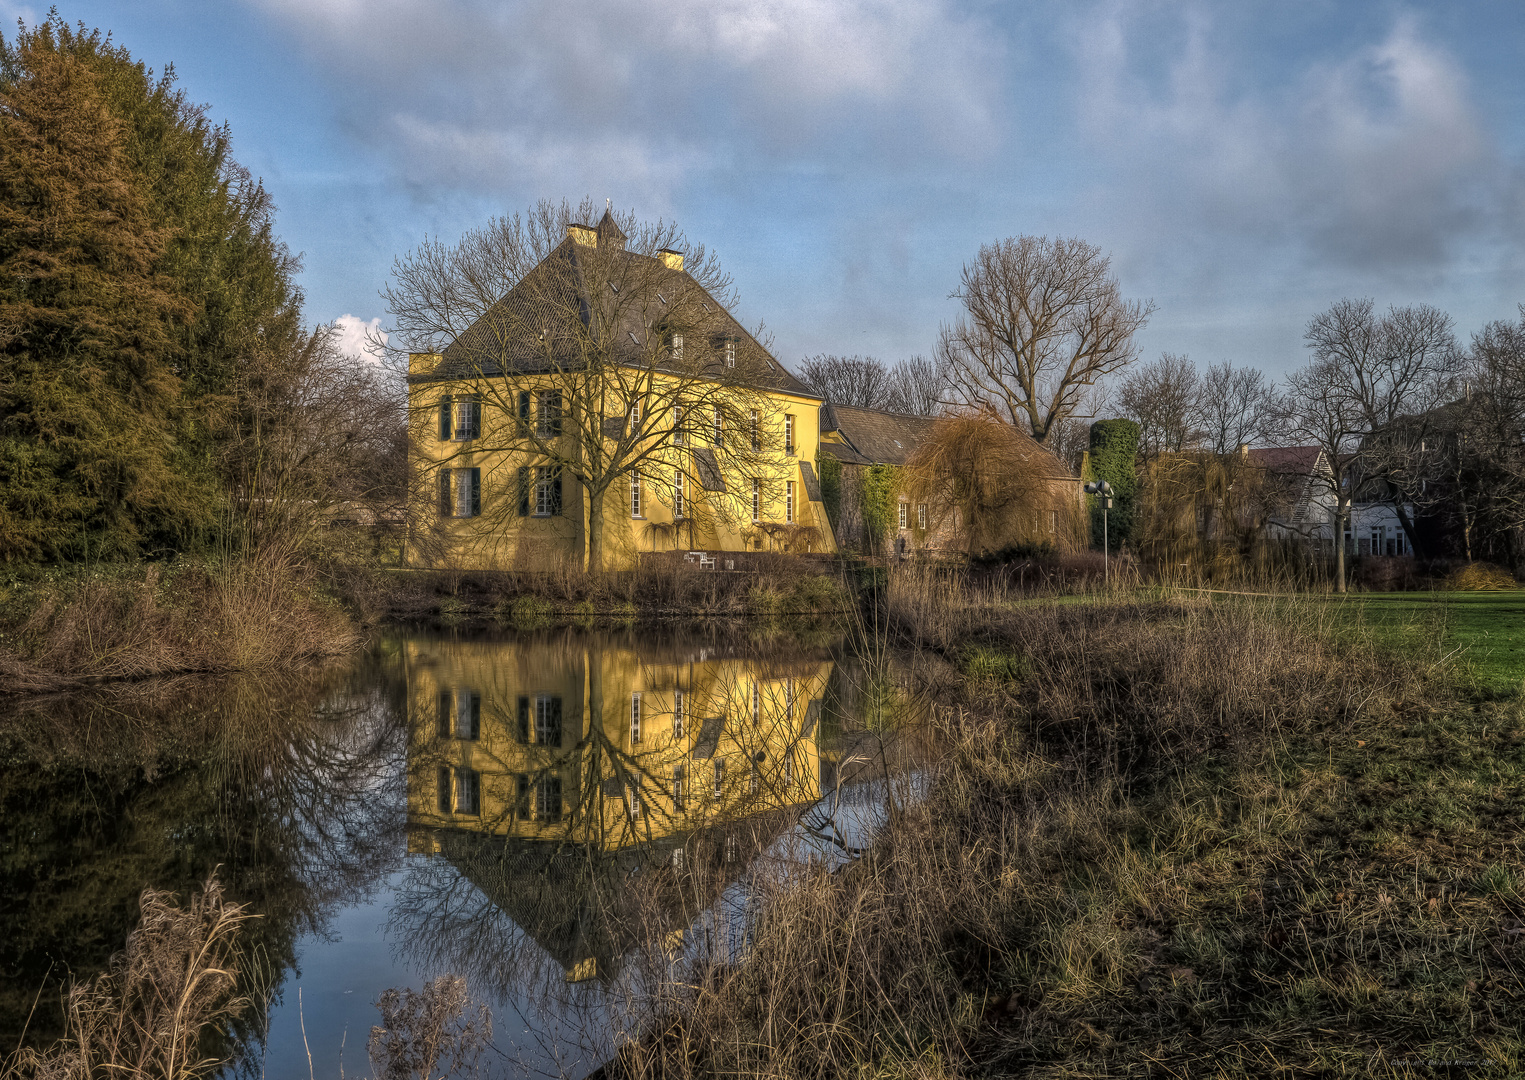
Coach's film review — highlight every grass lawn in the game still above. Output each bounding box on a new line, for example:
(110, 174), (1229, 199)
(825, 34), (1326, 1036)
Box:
(1348, 591), (1525, 695)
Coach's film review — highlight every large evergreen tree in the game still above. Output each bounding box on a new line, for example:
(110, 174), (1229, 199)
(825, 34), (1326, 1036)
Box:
(0, 37), (207, 559)
(0, 16), (306, 561)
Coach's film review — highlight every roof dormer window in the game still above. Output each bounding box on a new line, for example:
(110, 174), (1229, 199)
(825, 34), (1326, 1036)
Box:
(724, 340), (734, 368)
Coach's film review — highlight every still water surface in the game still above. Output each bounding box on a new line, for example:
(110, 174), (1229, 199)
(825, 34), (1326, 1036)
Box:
(0, 624), (920, 1077)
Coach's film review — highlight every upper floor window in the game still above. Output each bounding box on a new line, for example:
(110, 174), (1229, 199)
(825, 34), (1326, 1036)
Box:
(674, 470), (685, 518)
(918, 503), (928, 530)
(537, 776), (563, 822)
(631, 692), (642, 744)
(785, 481), (795, 524)
(672, 405), (686, 445)
(784, 414), (795, 455)
(898, 502), (908, 530)
(438, 394), (481, 441)
(725, 340), (735, 368)
(751, 478), (761, 523)
(630, 471), (642, 518)
(671, 333), (684, 360)
(712, 406), (722, 448)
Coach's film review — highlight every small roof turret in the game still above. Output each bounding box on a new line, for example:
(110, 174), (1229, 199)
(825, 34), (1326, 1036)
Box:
(595, 208), (627, 250)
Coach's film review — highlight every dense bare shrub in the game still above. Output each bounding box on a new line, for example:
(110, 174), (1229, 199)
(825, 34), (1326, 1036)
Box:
(368, 975), (492, 1080)
(0, 557), (356, 692)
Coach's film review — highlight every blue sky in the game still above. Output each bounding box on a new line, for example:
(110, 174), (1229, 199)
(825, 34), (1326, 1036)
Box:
(15, 0), (1525, 381)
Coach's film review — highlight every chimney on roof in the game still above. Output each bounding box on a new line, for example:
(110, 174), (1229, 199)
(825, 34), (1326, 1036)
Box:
(567, 222), (596, 246)
(409, 352), (441, 376)
(1238, 442), (1250, 458)
(657, 248), (684, 272)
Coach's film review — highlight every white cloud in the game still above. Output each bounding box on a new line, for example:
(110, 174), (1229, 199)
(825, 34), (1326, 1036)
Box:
(332, 314), (385, 365)
(246, 0), (1004, 204)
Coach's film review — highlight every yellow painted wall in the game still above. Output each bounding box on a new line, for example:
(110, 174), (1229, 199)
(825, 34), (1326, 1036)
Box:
(405, 636), (832, 854)
(407, 363), (835, 570)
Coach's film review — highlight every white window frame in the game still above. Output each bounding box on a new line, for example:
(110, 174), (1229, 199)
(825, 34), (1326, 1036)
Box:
(535, 391), (560, 439)
(785, 481), (795, 523)
(631, 471), (642, 518)
(713, 759), (724, 798)
(918, 503), (927, 530)
(534, 466), (556, 516)
(751, 478), (760, 523)
(751, 682), (760, 727)
(672, 405), (685, 445)
(673, 689), (684, 739)
(749, 409), (760, 451)
(725, 340), (735, 367)
(672, 765), (685, 810)
(534, 695), (559, 745)
(631, 692), (642, 744)
(671, 333), (684, 360)
(712, 406), (722, 448)
(453, 397), (479, 441)
(898, 502), (907, 529)
(784, 414), (794, 455)
(455, 469), (477, 518)
(673, 470), (685, 519)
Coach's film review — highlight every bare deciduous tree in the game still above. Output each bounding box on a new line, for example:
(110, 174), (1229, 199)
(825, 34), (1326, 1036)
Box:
(938, 236), (1154, 444)
(1197, 361), (1279, 456)
(884, 354), (948, 417)
(1117, 353), (1201, 460)
(795, 354), (894, 409)
(220, 323), (403, 557)
(380, 199), (782, 572)
(1281, 299), (1458, 590)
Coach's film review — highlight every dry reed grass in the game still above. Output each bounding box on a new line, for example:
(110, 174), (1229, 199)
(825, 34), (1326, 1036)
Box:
(606, 578), (1518, 1079)
(0, 556), (357, 693)
(4, 877), (254, 1080)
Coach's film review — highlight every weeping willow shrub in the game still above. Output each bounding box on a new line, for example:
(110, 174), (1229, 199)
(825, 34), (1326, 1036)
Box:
(901, 414), (1086, 556)
(1136, 452), (1322, 586)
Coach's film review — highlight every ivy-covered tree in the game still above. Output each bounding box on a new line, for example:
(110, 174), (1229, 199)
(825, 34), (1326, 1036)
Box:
(1086, 419), (1140, 548)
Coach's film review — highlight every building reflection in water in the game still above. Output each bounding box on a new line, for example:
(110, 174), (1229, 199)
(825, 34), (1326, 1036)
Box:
(401, 629), (853, 996)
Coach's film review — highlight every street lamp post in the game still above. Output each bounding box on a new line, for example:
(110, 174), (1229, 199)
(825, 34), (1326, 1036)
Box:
(1084, 480), (1114, 585)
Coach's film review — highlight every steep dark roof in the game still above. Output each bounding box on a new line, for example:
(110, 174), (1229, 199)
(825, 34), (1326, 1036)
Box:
(409, 233), (819, 400)
(821, 405), (937, 466)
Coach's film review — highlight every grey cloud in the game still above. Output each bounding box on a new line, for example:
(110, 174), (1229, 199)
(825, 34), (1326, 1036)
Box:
(1075, 6), (1509, 278)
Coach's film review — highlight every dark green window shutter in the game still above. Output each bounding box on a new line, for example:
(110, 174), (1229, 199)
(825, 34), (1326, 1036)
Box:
(548, 696), (563, 747)
(469, 692), (481, 740)
(547, 391), (563, 436)
(438, 470), (452, 516)
(551, 467), (563, 516)
(469, 468), (481, 517)
(437, 766), (451, 813)
(466, 397), (481, 439)
(437, 690), (452, 738)
(515, 773), (530, 819)
(438, 394), (452, 440)
(516, 696), (529, 742)
(518, 390), (531, 434)
(517, 467), (529, 516)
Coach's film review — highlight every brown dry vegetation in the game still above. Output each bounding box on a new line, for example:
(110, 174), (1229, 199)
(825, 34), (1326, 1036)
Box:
(0, 557), (357, 694)
(5, 877), (253, 1080)
(326, 551), (856, 625)
(608, 570), (1524, 1079)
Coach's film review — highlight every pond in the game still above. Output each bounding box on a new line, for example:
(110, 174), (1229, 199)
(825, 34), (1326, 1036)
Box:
(0, 624), (926, 1078)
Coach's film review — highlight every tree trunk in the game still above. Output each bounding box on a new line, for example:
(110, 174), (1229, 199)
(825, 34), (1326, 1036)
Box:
(1392, 501), (1425, 561)
(1334, 501), (1348, 594)
(586, 480), (605, 574)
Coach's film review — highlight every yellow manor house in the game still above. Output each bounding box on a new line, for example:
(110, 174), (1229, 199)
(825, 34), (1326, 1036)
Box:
(406, 210), (834, 572)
